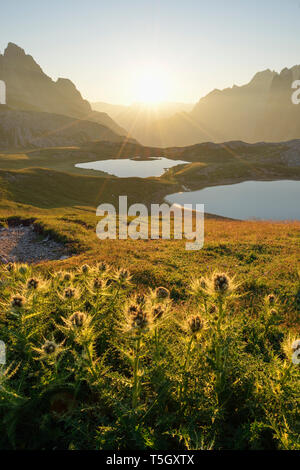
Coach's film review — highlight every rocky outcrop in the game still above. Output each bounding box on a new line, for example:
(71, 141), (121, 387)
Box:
(0, 43), (127, 137)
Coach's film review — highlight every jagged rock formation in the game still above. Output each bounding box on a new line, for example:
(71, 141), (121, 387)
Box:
(0, 43), (127, 137)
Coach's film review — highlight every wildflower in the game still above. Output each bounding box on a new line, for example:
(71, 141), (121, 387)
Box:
(27, 278), (39, 289)
(116, 268), (131, 284)
(291, 339), (300, 352)
(11, 295), (26, 308)
(213, 273), (230, 294)
(155, 287), (170, 300)
(268, 294), (275, 305)
(99, 262), (108, 272)
(131, 310), (149, 331)
(128, 304), (139, 315)
(34, 339), (64, 360)
(93, 277), (104, 289)
(188, 315), (204, 334)
(69, 311), (87, 327)
(64, 287), (75, 298)
(42, 340), (58, 355)
(81, 264), (89, 274)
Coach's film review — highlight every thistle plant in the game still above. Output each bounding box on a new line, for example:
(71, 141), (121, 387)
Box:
(0, 261), (299, 450)
(11, 295), (26, 309)
(34, 339), (64, 361)
(81, 264), (90, 274)
(178, 313), (206, 403)
(190, 272), (238, 403)
(27, 278), (39, 290)
(122, 301), (153, 410)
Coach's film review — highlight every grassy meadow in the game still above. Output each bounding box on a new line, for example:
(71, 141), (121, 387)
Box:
(0, 145), (299, 450)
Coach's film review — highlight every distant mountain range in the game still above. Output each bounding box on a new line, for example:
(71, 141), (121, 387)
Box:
(0, 43), (129, 148)
(94, 67), (300, 147)
(2, 42), (300, 149)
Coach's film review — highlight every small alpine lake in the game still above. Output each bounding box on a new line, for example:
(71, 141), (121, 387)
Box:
(165, 180), (300, 220)
(75, 157), (187, 178)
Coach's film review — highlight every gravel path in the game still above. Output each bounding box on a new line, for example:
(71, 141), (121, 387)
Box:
(0, 225), (70, 263)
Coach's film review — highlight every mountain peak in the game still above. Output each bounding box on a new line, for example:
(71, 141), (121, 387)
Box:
(4, 42), (26, 57)
(249, 69), (277, 84)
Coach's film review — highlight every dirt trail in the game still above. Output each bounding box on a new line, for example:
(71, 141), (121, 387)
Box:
(0, 225), (70, 263)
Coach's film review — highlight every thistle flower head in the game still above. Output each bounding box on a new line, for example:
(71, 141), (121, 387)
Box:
(131, 309), (149, 331)
(213, 273), (230, 293)
(93, 277), (104, 289)
(128, 303), (139, 315)
(204, 272), (237, 299)
(69, 311), (87, 327)
(268, 294), (275, 305)
(155, 287), (170, 300)
(27, 278), (39, 290)
(124, 300), (152, 333)
(116, 268), (132, 284)
(98, 261), (109, 272)
(188, 315), (204, 335)
(42, 340), (57, 355)
(81, 264), (89, 274)
(11, 295), (26, 308)
(64, 287), (75, 299)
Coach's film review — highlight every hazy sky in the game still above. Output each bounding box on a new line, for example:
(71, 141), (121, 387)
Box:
(1, 0), (300, 104)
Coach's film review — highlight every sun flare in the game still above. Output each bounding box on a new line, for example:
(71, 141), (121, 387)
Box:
(135, 67), (169, 105)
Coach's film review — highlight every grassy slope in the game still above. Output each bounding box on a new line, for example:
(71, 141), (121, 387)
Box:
(0, 204), (299, 330)
(0, 141), (299, 322)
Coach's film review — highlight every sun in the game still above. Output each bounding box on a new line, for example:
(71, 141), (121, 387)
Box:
(135, 67), (169, 105)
